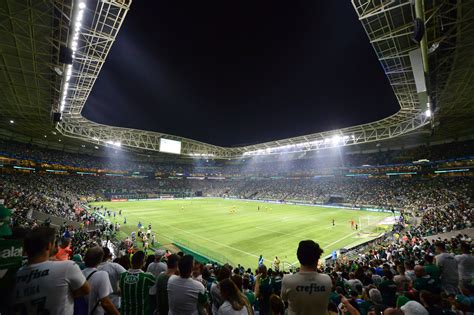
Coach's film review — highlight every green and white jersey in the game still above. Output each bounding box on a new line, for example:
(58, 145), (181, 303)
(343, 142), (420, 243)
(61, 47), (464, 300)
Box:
(119, 269), (155, 315)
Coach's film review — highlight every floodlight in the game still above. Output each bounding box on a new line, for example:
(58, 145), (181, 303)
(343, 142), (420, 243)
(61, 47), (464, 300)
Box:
(425, 109), (431, 117)
(332, 135), (341, 145)
(78, 2), (86, 9)
(9, 120), (14, 124)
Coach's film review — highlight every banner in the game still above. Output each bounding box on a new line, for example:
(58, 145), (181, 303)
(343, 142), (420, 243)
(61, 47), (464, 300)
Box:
(0, 240), (23, 290)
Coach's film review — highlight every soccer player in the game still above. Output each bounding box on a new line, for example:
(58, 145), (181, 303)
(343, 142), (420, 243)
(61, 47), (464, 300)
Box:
(273, 256), (281, 272)
(258, 255), (264, 267)
(332, 219), (335, 227)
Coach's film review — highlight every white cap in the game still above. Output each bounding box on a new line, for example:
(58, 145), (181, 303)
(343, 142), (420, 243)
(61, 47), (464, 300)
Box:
(400, 301), (429, 315)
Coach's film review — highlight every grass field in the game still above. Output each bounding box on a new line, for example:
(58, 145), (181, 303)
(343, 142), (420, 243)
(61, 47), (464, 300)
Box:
(90, 198), (392, 268)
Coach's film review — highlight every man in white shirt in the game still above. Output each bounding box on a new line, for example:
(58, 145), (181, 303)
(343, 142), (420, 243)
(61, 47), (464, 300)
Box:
(13, 227), (90, 314)
(455, 242), (474, 289)
(435, 242), (459, 293)
(168, 255), (208, 315)
(281, 240), (332, 315)
(147, 250), (167, 278)
(97, 246), (126, 310)
(82, 246), (119, 315)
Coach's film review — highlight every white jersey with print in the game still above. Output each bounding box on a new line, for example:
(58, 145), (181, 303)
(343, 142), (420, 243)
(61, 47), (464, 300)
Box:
(14, 260), (86, 315)
(281, 271), (332, 315)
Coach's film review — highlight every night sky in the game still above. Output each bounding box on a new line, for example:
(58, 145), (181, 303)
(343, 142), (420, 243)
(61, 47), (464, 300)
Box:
(82, 1), (399, 147)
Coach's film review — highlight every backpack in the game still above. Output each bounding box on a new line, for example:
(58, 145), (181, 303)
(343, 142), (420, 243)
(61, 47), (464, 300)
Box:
(73, 270), (100, 315)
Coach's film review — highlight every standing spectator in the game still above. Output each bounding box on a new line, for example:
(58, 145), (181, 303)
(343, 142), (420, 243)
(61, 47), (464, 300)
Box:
(255, 265), (273, 315)
(435, 242), (459, 293)
(168, 255), (208, 315)
(97, 247), (126, 311)
(82, 246), (119, 315)
(55, 237), (72, 261)
(281, 240), (332, 315)
(242, 276), (256, 308)
(455, 242), (474, 290)
(147, 250), (167, 277)
(211, 266), (232, 314)
(155, 254), (180, 315)
(217, 278), (252, 315)
(377, 270), (397, 307)
(13, 227), (90, 314)
(120, 251), (156, 315)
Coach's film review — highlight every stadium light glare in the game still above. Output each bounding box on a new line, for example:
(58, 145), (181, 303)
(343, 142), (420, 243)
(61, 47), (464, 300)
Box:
(9, 120), (14, 124)
(425, 109), (432, 117)
(106, 140), (121, 147)
(59, 3), (85, 113)
(332, 135), (341, 145)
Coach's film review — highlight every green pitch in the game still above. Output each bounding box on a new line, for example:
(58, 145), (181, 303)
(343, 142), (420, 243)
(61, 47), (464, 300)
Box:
(90, 198), (392, 269)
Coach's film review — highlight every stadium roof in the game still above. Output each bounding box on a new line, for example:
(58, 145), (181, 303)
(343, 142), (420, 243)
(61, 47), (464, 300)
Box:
(0, 0), (473, 158)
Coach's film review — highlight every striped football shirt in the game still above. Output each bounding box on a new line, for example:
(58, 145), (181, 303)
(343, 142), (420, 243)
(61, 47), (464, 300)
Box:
(119, 269), (155, 315)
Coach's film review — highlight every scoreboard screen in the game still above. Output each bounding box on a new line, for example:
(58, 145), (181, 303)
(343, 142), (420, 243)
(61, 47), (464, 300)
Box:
(159, 138), (181, 154)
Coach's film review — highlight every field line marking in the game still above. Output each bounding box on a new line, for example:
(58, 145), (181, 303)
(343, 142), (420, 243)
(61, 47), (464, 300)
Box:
(158, 221), (264, 261)
(290, 217), (387, 265)
(254, 226), (328, 246)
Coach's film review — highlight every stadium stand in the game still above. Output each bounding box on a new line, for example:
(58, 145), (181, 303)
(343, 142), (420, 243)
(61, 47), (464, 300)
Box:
(1, 140), (473, 314)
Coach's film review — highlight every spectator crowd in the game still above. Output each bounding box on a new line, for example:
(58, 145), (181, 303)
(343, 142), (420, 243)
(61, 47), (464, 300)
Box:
(0, 138), (472, 314)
